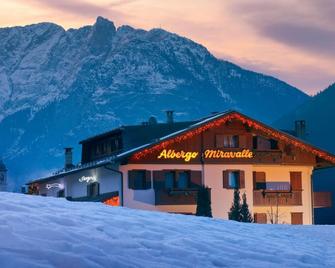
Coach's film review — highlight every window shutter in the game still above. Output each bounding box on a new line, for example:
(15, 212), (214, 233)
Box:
(239, 135), (247, 148)
(254, 213), (267, 224)
(145, 170), (152, 189)
(290, 172), (302, 190)
(253, 171), (266, 189)
(87, 184), (91, 197)
(96, 182), (100, 196)
(190, 170), (202, 188)
(153, 171), (165, 190)
(239, 171), (245, 189)
(291, 212), (303, 225)
(128, 170), (136, 189)
(223, 170), (229, 188)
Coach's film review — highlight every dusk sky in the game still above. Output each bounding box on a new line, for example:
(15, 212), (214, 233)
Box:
(1, 0), (334, 95)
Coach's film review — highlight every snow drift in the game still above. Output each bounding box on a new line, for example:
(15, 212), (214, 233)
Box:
(0, 192), (334, 267)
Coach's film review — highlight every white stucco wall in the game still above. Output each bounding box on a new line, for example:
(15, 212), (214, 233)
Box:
(120, 164), (202, 213)
(251, 165), (313, 224)
(120, 163), (314, 224)
(38, 165), (122, 200)
(36, 163), (314, 224)
(38, 178), (65, 197)
(203, 164), (253, 219)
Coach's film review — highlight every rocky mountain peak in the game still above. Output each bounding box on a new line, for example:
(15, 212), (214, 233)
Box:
(90, 16), (116, 53)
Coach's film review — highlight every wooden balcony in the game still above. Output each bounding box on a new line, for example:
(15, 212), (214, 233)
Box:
(252, 150), (283, 164)
(313, 192), (332, 208)
(253, 190), (302, 206)
(155, 188), (199, 205)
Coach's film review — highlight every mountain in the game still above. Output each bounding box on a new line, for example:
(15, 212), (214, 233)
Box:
(275, 83), (335, 153)
(0, 17), (309, 188)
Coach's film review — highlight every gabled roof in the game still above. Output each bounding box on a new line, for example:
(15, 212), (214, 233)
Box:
(124, 110), (335, 165)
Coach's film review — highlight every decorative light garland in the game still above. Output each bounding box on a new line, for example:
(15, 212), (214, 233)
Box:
(130, 113), (335, 164)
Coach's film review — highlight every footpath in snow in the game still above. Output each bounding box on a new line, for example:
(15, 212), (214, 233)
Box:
(0, 192), (334, 268)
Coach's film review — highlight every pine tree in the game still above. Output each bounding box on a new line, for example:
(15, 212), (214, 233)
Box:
(196, 186), (212, 217)
(240, 192), (253, 223)
(229, 188), (241, 221)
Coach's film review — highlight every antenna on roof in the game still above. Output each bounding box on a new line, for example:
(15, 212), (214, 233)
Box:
(165, 110), (174, 124)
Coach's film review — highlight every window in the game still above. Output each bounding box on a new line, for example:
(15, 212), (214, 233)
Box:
(154, 170), (202, 190)
(177, 172), (190, 189)
(134, 171), (145, 189)
(111, 138), (122, 152)
(87, 182), (99, 197)
(216, 135), (239, 148)
(253, 136), (258, 149)
(164, 171), (190, 190)
(95, 142), (108, 155)
(223, 170), (245, 189)
(270, 139), (279, 150)
(228, 171), (239, 188)
(253, 137), (278, 150)
(128, 170), (151, 190)
(165, 172), (175, 189)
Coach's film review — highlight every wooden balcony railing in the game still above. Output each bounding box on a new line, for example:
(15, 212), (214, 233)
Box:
(313, 192), (332, 208)
(252, 150), (283, 164)
(253, 190), (302, 206)
(155, 188), (200, 205)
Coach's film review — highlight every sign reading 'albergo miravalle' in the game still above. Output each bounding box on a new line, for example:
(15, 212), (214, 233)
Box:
(157, 149), (253, 162)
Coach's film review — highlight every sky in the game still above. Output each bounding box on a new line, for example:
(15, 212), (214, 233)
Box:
(1, 0), (334, 95)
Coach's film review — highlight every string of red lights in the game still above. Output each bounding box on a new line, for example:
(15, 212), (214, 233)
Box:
(131, 113), (335, 164)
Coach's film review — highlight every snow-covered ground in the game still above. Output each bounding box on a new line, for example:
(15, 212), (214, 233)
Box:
(0, 193), (334, 268)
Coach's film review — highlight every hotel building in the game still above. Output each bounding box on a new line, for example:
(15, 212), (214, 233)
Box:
(27, 111), (334, 224)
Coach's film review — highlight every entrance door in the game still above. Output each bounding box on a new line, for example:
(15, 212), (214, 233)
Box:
(87, 182), (100, 197)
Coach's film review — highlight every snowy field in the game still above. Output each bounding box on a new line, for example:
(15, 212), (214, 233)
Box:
(0, 193), (334, 268)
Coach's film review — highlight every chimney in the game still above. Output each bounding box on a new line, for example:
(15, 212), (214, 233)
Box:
(166, 110), (174, 124)
(64, 147), (74, 169)
(295, 120), (306, 139)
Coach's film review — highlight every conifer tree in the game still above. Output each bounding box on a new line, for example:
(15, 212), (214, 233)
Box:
(229, 188), (241, 221)
(240, 192), (253, 223)
(196, 186), (212, 217)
